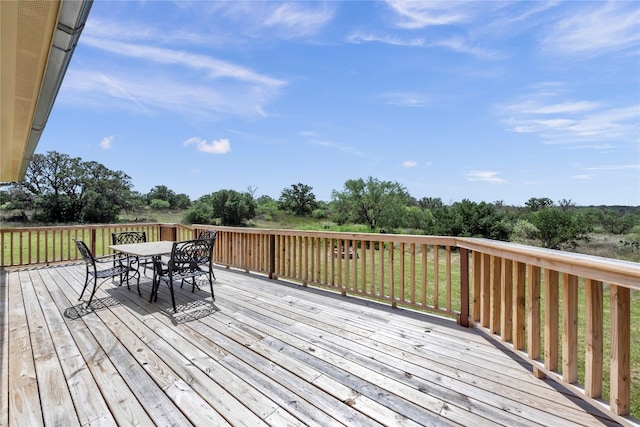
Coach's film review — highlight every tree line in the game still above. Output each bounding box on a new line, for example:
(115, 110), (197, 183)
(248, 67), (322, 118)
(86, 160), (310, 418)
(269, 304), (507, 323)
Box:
(1, 151), (638, 251)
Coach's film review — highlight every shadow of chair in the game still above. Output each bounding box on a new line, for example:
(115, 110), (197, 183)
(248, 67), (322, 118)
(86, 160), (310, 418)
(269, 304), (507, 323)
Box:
(153, 238), (215, 313)
(112, 231), (154, 276)
(73, 239), (140, 309)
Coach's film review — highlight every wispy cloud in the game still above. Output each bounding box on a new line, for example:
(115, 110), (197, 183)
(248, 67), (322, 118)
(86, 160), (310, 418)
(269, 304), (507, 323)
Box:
(573, 174), (595, 180)
(498, 90), (639, 145)
(542, 2), (640, 56)
(383, 92), (430, 107)
(205, 1), (334, 39)
(184, 137), (231, 154)
(347, 32), (424, 46)
(263, 2), (335, 37)
(402, 160), (418, 168)
(430, 36), (502, 59)
(81, 37), (285, 87)
(584, 164), (640, 171)
(385, 0), (476, 28)
(63, 69), (277, 119)
(466, 170), (506, 183)
(308, 139), (367, 158)
(99, 136), (113, 150)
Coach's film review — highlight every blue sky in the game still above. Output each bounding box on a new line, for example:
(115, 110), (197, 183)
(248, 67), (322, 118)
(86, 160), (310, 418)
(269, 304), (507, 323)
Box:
(38, 1), (640, 206)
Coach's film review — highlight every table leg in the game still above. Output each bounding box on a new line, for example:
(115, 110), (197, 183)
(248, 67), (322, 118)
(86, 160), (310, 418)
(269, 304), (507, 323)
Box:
(150, 256), (160, 302)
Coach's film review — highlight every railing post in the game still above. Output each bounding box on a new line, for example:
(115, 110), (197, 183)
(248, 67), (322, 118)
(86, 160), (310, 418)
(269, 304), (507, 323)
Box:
(268, 234), (276, 279)
(159, 224), (178, 242)
(610, 284), (631, 415)
(90, 228), (97, 256)
(459, 248), (470, 327)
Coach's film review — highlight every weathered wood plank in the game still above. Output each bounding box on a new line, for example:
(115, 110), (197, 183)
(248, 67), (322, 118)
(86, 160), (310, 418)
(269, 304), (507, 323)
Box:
(19, 270), (80, 427)
(0, 267), (10, 427)
(30, 268), (116, 426)
(56, 267), (191, 427)
(7, 270), (42, 427)
(2, 263), (630, 427)
(44, 266), (154, 426)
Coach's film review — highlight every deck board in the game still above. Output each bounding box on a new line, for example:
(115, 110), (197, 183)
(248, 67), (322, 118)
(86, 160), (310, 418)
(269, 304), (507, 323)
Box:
(1, 263), (636, 427)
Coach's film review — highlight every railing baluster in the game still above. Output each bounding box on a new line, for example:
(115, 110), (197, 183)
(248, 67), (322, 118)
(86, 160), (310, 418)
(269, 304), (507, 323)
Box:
(563, 273), (579, 383)
(501, 258), (513, 342)
(545, 269), (560, 371)
(490, 255), (501, 335)
(514, 262), (527, 350)
(610, 284), (631, 415)
(528, 265), (542, 361)
(585, 278), (604, 398)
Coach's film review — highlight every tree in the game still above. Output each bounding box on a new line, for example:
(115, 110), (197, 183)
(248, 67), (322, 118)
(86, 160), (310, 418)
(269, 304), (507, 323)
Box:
(402, 206), (435, 231)
(601, 210), (636, 234)
(558, 198), (575, 212)
(331, 177), (410, 230)
(450, 199), (511, 241)
(256, 195), (278, 220)
(278, 183), (317, 216)
(19, 151), (132, 223)
(185, 189), (256, 226)
(525, 197), (554, 212)
(529, 207), (592, 249)
(145, 185), (190, 209)
(417, 197), (444, 210)
(0, 185), (33, 215)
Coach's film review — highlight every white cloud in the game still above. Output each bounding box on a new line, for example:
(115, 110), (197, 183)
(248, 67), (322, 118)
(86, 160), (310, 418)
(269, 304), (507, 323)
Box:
(499, 94), (640, 145)
(81, 37), (285, 88)
(430, 36), (502, 59)
(347, 32), (424, 47)
(508, 100), (599, 115)
(542, 2), (640, 56)
(184, 137), (231, 154)
(99, 136), (114, 150)
(308, 139), (368, 158)
(573, 174), (594, 180)
(63, 68), (277, 119)
(385, 0), (475, 28)
(383, 92), (430, 107)
(584, 164), (640, 171)
(263, 2), (334, 37)
(466, 170), (506, 183)
(402, 160), (418, 168)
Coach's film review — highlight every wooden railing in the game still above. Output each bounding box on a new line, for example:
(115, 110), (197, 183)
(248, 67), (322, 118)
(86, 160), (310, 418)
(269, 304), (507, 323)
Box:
(0, 223), (194, 266)
(1, 223), (638, 417)
(208, 225), (639, 418)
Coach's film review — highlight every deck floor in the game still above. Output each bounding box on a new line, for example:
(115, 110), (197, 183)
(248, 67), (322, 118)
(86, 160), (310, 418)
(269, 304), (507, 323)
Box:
(0, 262), (634, 426)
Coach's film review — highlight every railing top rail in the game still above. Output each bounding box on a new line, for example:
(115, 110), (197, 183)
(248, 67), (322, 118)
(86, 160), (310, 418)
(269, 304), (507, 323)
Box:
(201, 225), (458, 245)
(456, 237), (640, 290)
(0, 223), (164, 232)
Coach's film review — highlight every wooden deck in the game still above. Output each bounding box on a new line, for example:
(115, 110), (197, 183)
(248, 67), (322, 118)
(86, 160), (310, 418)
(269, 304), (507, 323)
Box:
(1, 263), (635, 427)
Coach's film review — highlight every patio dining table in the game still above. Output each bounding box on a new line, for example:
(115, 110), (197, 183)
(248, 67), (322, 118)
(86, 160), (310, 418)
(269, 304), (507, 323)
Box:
(109, 240), (175, 302)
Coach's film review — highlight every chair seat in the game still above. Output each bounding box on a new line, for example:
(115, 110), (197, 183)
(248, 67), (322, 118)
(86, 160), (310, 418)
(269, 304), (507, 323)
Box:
(93, 264), (131, 279)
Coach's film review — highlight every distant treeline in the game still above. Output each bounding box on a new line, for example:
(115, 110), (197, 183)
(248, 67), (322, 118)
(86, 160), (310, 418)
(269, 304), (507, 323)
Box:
(1, 152), (638, 253)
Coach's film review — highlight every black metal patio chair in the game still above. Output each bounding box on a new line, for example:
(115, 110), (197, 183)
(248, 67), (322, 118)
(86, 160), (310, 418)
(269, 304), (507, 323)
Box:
(197, 229), (217, 240)
(196, 229), (217, 280)
(112, 231), (154, 275)
(152, 238), (215, 313)
(74, 239), (140, 308)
